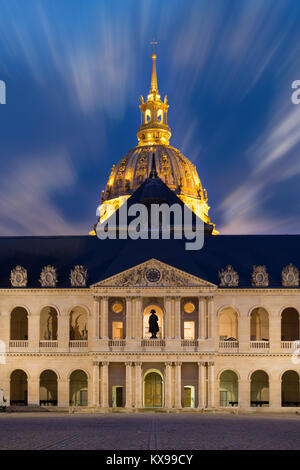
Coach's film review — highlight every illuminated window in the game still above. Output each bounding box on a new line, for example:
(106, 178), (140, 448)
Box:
(112, 321), (123, 339)
(184, 321), (195, 339)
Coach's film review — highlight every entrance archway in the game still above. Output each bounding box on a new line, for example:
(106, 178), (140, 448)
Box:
(69, 370), (88, 406)
(219, 370), (239, 406)
(40, 307), (58, 340)
(40, 370), (58, 406)
(281, 308), (299, 341)
(10, 307), (28, 340)
(143, 370), (163, 408)
(10, 369), (27, 406)
(250, 370), (269, 406)
(282, 371), (300, 406)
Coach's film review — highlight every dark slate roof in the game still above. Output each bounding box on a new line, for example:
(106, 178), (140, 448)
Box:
(0, 234), (299, 289)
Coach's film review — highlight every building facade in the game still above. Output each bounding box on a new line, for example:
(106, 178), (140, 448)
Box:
(1, 53), (300, 412)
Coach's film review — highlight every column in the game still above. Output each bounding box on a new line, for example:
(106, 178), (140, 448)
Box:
(174, 297), (181, 339)
(135, 297), (142, 340)
(58, 313), (70, 351)
(208, 362), (215, 408)
(198, 298), (205, 339)
(165, 362), (172, 408)
(165, 297), (172, 340)
(197, 362), (205, 408)
(135, 362), (142, 408)
(207, 297), (214, 339)
(126, 298), (133, 340)
(125, 362), (133, 408)
(58, 378), (69, 407)
(100, 361), (109, 408)
(238, 379), (250, 409)
(28, 314), (39, 350)
(269, 315), (281, 352)
(175, 362), (182, 408)
(239, 311), (251, 352)
(93, 297), (100, 339)
(92, 362), (100, 406)
(27, 378), (39, 406)
(269, 376), (281, 410)
(100, 297), (109, 340)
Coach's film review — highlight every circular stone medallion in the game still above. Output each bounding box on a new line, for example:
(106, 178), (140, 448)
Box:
(145, 268), (161, 283)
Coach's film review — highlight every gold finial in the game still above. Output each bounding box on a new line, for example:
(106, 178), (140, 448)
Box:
(150, 40), (158, 93)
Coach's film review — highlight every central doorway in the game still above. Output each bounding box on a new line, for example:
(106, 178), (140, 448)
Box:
(143, 371), (163, 408)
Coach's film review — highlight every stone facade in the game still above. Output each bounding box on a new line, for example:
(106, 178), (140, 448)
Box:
(1, 258), (300, 412)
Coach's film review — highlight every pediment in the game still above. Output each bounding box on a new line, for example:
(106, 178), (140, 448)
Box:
(92, 258), (216, 288)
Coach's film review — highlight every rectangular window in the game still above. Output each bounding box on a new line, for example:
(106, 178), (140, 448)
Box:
(184, 321), (195, 340)
(112, 321), (123, 339)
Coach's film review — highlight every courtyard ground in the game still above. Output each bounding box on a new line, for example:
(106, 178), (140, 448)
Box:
(0, 412), (300, 450)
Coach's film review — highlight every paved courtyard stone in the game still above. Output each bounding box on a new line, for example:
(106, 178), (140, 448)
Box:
(1, 412), (300, 450)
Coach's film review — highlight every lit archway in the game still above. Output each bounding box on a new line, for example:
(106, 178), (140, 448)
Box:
(282, 371), (300, 407)
(219, 307), (238, 341)
(143, 305), (164, 339)
(219, 370), (239, 407)
(250, 307), (269, 341)
(40, 370), (58, 406)
(250, 370), (269, 406)
(281, 308), (299, 341)
(10, 369), (27, 406)
(143, 370), (163, 408)
(70, 307), (88, 340)
(69, 370), (88, 406)
(40, 307), (58, 340)
(10, 307), (28, 340)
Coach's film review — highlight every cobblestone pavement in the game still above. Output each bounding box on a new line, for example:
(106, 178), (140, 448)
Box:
(1, 412), (300, 450)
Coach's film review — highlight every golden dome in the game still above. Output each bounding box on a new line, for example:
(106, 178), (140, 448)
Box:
(92, 49), (216, 233)
(104, 145), (203, 200)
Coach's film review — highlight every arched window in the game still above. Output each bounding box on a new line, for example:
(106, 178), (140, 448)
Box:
(219, 370), (239, 407)
(219, 307), (238, 341)
(40, 307), (58, 340)
(10, 307), (28, 340)
(251, 370), (269, 407)
(70, 307), (88, 340)
(145, 109), (151, 123)
(250, 307), (269, 341)
(157, 110), (163, 123)
(69, 370), (88, 406)
(281, 308), (299, 341)
(282, 371), (300, 407)
(10, 369), (27, 406)
(143, 305), (164, 339)
(40, 370), (58, 406)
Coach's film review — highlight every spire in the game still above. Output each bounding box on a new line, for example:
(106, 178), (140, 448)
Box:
(136, 45), (171, 146)
(150, 153), (158, 179)
(150, 41), (158, 94)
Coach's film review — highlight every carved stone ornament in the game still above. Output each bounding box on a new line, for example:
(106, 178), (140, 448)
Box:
(282, 264), (299, 287)
(96, 259), (215, 288)
(70, 265), (88, 287)
(10, 265), (27, 287)
(218, 265), (239, 287)
(252, 265), (269, 287)
(39, 265), (57, 287)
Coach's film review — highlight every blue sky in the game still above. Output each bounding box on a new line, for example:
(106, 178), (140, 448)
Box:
(1, 0), (300, 235)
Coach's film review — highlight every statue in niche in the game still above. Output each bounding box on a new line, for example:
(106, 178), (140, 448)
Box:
(149, 309), (159, 339)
